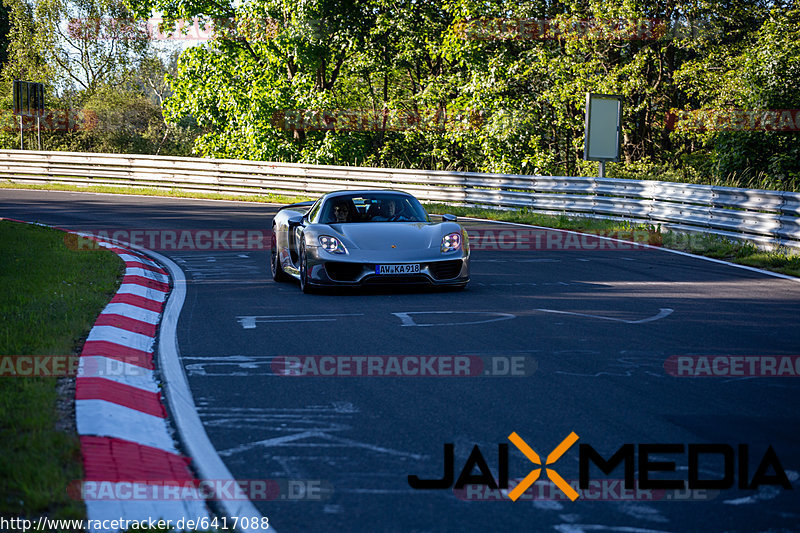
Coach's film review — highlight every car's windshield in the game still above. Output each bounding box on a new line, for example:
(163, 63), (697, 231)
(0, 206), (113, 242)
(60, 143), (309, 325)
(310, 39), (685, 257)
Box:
(320, 193), (430, 223)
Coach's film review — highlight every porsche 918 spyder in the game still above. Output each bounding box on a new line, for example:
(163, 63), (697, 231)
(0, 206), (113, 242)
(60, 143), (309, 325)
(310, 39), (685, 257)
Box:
(270, 190), (470, 292)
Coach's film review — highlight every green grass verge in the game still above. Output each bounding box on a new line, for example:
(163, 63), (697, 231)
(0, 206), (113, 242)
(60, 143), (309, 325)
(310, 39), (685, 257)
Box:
(0, 220), (124, 523)
(2, 181), (798, 277)
(0, 181), (313, 206)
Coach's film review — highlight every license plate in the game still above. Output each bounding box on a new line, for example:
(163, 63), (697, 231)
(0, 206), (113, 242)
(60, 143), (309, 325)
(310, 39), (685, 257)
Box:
(375, 263), (421, 275)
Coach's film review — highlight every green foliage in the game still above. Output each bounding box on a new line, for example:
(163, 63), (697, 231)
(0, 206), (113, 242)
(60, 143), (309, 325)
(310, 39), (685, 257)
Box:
(1, 0), (797, 189)
(0, 0), (200, 154)
(709, 8), (800, 189)
(117, 0), (794, 189)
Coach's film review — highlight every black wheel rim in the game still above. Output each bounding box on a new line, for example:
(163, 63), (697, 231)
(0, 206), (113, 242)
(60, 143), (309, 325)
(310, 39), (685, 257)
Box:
(300, 245), (307, 288)
(270, 233), (278, 275)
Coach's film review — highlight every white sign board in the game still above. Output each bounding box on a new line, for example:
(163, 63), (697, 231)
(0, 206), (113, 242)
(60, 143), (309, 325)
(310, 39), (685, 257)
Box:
(584, 93), (621, 161)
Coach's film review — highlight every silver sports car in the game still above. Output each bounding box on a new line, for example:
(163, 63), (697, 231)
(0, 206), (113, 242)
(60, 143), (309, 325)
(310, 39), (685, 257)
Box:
(270, 190), (470, 292)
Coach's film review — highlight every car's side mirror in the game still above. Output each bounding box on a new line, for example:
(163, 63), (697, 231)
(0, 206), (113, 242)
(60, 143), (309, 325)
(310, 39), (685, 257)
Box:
(288, 215), (304, 227)
(441, 214), (457, 222)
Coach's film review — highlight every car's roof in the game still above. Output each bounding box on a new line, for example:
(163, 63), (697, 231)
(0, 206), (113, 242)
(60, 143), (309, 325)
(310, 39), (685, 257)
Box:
(321, 189), (412, 200)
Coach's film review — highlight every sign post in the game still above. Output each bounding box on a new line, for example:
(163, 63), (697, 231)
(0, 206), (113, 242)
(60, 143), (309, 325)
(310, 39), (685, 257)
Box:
(34, 83), (44, 150)
(583, 93), (622, 177)
(13, 80), (22, 149)
(12, 80), (45, 150)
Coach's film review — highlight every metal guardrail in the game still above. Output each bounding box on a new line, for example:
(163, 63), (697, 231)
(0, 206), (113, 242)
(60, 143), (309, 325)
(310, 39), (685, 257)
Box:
(1, 149), (799, 250)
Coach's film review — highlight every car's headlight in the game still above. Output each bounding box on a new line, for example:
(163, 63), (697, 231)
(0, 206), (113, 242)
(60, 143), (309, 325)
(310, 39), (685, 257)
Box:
(319, 235), (347, 254)
(441, 232), (462, 253)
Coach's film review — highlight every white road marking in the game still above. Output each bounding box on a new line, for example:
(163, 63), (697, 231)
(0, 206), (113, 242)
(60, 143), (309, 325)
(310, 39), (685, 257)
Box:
(144, 248), (265, 528)
(195, 402), (359, 434)
(722, 485), (783, 505)
(218, 430), (426, 460)
(473, 281), (599, 288)
(459, 215), (800, 282)
(184, 355), (275, 376)
(170, 254), (263, 280)
(616, 502), (669, 523)
(237, 314), (364, 329)
(471, 258), (561, 263)
(392, 310), (516, 327)
(554, 355), (669, 379)
(535, 308), (674, 324)
(553, 526), (675, 533)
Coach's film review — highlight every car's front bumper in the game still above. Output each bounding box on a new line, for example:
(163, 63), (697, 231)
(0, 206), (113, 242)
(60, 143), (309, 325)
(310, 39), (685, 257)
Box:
(305, 247), (469, 287)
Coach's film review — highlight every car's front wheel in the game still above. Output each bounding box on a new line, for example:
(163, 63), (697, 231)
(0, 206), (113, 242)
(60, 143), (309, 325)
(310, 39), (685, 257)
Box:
(299, 241), (315, 294)
(270, 230), (290, 282)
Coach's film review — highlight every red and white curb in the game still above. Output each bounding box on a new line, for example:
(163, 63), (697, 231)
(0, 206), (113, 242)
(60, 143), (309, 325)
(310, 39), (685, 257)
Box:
(74, 237), (210, 531)
(5, 217), (266, 532)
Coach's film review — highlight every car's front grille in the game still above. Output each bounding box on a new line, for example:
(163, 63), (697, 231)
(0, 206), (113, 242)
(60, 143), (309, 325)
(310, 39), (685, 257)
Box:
(324, 262), (364, 282)
(326, 260), (463, 282)
(428, 259), (463, 280)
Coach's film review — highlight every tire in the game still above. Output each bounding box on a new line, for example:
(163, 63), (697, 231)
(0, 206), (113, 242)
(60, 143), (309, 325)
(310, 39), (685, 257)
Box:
(299, 241), (315, 294)
(270, 230), (290, 282)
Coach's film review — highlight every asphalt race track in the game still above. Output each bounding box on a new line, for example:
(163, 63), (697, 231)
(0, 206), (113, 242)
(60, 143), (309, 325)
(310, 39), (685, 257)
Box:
(3, 189), (799, 533)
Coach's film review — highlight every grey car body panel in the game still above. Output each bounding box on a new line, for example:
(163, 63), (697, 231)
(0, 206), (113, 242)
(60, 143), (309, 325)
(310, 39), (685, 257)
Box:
(271, 190), (469, 288)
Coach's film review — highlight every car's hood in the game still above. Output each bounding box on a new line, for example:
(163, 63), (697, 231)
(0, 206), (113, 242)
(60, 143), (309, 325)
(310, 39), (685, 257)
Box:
(328, 222), (440, 251)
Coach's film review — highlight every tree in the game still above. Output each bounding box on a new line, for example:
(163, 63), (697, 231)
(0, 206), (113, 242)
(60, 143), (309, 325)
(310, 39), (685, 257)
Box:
(1, 0), (51, 82)
(126, 0), (379, 161)
(706, 9), (800, 189)
(0, 0), (198, 154)
(35, 0), (150, 99)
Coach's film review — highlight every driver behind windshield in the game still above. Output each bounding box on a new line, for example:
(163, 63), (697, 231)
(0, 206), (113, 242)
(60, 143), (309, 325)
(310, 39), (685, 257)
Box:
(333, 202), (350, 223)
(371, 198), (410, 222)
